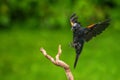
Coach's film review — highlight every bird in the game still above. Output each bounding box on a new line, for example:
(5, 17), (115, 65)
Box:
(70, 13), (110, 68)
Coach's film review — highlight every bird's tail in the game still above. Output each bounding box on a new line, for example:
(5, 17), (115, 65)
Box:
(74, 41), (84, 68)
(74, 53), (80, 68)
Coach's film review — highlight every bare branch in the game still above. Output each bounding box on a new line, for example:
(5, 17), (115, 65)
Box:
(40, 48), (56, 64)
(40, 45), (74, 80)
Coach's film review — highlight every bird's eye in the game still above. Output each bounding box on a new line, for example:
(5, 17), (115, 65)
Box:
(73, 23), (77, 26)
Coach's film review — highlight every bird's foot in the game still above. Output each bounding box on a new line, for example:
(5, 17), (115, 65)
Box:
(69, 42), (74, 48)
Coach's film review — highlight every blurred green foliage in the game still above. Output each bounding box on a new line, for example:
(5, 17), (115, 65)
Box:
(0, 0), (120, 80)
(0, 0), (120, 30)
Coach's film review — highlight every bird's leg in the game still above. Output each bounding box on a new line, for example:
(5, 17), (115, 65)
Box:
(69, 42), (74, 48)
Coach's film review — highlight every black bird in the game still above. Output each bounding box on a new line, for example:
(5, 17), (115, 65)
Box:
(70, 13), (110, 68)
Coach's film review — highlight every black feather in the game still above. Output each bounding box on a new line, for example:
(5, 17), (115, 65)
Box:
(74, 53), (80, 68)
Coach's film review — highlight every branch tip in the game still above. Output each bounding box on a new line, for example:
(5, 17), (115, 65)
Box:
(40, 48), (47, 55)
(40, 45), (74, 80)
(58, 44), (62, 54)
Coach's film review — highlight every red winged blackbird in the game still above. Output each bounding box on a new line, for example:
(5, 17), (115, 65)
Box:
(70, 13), (110, 68)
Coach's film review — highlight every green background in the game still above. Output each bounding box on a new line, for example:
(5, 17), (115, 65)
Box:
(0, 0), (120, 80)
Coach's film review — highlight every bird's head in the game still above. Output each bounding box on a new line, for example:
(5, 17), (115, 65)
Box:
(70, 13), (81, 31)
(71, 22), (81, 31)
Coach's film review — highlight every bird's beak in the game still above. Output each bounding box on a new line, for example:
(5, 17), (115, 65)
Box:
(70, 21), (74, 26)
(70, 21), (74, 31)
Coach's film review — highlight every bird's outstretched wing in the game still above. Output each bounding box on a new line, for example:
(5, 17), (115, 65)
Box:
(83, 19), (110, 42)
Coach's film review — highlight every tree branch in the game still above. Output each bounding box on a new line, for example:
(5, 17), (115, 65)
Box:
(40, 45), (74, 80)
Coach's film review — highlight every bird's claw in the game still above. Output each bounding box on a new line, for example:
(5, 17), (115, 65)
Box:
(69, 42), (75, 48)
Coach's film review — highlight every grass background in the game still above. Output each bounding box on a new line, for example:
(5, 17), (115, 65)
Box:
(0, 28), (120, 80)
(0, 0), (120, 80)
